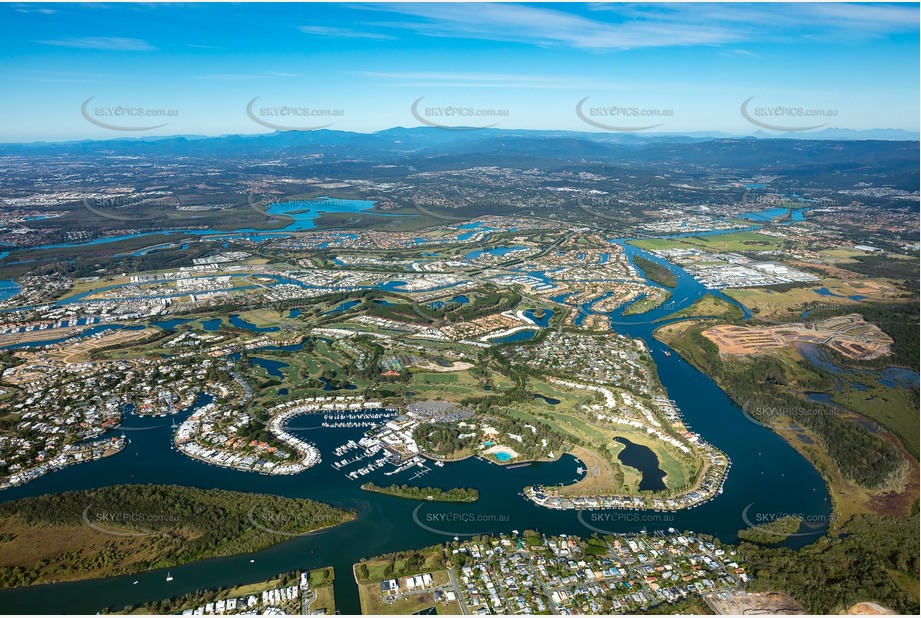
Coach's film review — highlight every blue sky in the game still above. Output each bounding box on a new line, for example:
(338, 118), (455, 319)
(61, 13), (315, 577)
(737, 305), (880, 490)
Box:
(1, 2), (918, 141)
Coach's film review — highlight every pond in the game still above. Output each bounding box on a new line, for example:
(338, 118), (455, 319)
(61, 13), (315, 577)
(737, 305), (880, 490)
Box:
(615, 437), (667, 492)
(324, 300), (360, 315)
(228, 314), (279, 333)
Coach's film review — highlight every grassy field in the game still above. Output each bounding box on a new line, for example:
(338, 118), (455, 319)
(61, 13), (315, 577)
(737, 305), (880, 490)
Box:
(354, 546), (453, 615)
(358, 583), (437, 615)
(726, 278), (902, 321)
(307, 567), (336, 614)
(659, 294), (744, 322)
(629, 231), (787, 252)
(561, 444), (637, 496)
(232, 308), (300, 328)
(501, 397), (697, 495)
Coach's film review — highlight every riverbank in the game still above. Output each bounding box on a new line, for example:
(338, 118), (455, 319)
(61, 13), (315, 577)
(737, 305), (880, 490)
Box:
(0, 485), (354, 589)
(653, 318), (917, 523)
(1, 436), (126, 491)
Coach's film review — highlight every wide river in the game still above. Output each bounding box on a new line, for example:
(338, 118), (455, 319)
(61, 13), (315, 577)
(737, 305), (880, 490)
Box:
(0, 239), (831, 614)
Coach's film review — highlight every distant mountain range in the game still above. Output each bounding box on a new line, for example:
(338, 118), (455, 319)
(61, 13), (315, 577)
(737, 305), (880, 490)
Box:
(0, 129), (917, 186)
(1, 126), (917, 153)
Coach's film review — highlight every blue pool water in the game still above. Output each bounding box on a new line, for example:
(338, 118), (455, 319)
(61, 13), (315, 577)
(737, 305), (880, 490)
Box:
(495, 452), (513, 462)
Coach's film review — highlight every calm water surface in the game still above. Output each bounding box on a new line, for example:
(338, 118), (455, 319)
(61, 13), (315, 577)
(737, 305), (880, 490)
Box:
(0, 239), (831, 614)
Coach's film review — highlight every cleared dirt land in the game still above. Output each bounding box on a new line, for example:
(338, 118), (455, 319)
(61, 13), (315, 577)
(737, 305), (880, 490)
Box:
(702, 314), (892, 360)
(703, 590), (805, 615)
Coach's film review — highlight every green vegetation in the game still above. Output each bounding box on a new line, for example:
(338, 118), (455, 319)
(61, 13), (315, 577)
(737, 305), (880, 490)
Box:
(744, 513), (920, 614)
(737, 516), (804, 545)
(412, 415), (564, 463)
(415, 287), (522, 323)
(629, 231), (789, 252)
(0, 485), (354, 588)
(659, 293), (744, 322)
(655, 321), (905, 491)
(633, 256), (677, 287)
(354, 545), (446, 584)
(838, 254), (919, 293)
(361, 483), (479, 502)
(622, 290), (673, 316)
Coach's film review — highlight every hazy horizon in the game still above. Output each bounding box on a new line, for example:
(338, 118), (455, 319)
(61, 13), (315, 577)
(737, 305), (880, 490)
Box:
(2, 2), (919, 141)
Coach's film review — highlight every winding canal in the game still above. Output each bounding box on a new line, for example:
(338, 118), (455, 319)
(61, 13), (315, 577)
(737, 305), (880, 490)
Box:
(0, 238), (831, 614)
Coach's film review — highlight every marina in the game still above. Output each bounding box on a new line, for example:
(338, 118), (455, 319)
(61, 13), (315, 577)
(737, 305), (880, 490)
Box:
(0, 239), (831, 615)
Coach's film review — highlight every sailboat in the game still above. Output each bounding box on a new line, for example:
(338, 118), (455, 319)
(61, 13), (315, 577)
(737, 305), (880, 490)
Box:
(166, 572), (174, 582)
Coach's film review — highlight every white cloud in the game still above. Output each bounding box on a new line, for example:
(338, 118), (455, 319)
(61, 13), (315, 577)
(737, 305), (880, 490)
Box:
(298, 25), (395, 40)
(350, 2), (919, 50)
(198, 71), (301, 81)
(37, 37), (156, 51)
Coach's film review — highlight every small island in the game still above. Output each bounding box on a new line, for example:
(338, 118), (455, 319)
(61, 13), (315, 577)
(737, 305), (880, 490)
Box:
(737, 515), (804, 545)
(633, 255), (678, 288)
(361, 483), (479, 502)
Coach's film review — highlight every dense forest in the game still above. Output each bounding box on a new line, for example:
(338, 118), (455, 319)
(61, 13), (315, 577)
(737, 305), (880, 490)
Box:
(633, 256), (677, 288)
(744, 513), (920, 614)
(0, 485), (353, 588)
(736, 516), (803, 545)
(361, 483), (478, 502)
(413, 415), (564, 462)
